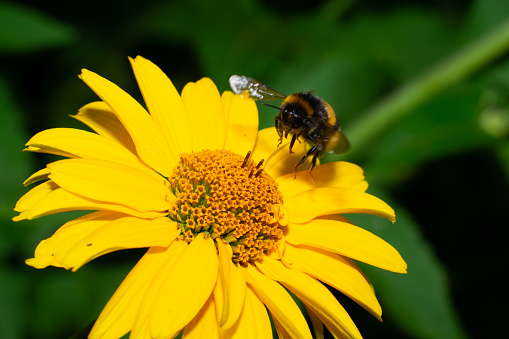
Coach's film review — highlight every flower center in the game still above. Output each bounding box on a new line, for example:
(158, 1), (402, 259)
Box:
(167, 149), (284, 265)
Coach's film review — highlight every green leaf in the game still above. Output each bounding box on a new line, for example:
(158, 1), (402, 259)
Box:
(363, 83), (494, 185)
(349, 191), (469, 339)
(27, 257), (134, 338)
(496, 141), (509, 183)
(0, 3), (76, 53)
(0, 78), (32, 214)
(467, 0), (509, 36)
(345, 8), (457, 82)
(0, 78), (33, 256)
(0, 268), (27, 339)
(68, 319), (97, 339)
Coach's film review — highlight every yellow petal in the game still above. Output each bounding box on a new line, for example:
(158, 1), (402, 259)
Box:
(90, 245), (185, 339)
(266, 145), (315, 179)
(213, 268), (225, 322)
(221, 91), (258, 155)
(79, 69), (176, 176)
(216, 240), (231, 325)
(285, 187), (395, 223)
(25, 128), (148, 170)
(242, 288), (272, 338)
(24, 146), (75, 159)
(277, 162), (368, 198)
(14, 180), (58, 213)
(182, 296), (219, 339)
(284, 219), (407, 273)
(181, 78), (225, 151)
(129, 322), (150, 339)
(304, 304), (324, 339)
(257, 257), (362, 339)
(130, 56), (192, 156)
(252, 127), (312, 178)
(148, 233), (219, 338)
(23, 167), (50, 186)
(216, 241), (246, 329)
(272, 315), (296, 339)
(47, 158), (170, 213)
(220, 287), (272, 339)
(72, 101), (137, 153)
(251, 127), (279, 162)
(222, 267), (247, 330)
(317, 213), (354, 223)
(130, 240), (188, 339)
(14, 186), (166, 221)
(244, 264), (312, 339)
(306, 301), (360, 339)
(60, 217), (179, 271)
(284, 243), (382, 319)
(25, 211), (121, 269)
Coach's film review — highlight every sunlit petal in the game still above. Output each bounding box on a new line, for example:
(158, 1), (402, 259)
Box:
(47, 158), (170, 213)
(130, 56), (192, 156)
(285, 219), (407, 273)
(251, 127), (279, 162)
(72, 101), (137, 153)
(25, 211), (123, 269)
(182, 296), (220, 339)
(276, 162), (368, 198)
(222, 91), (258, 155)
(80, 69), (176, 176)
(219, 287), (272, 339)
(253, 127), (312, 178)
(23, 167), (50, 186)
(25, 128), (147, 170)
(304, 304), (324, 339)
(216, 240), (246, 329)
(285, 187), (395, 223)
(14, 185), (166, 221)
(148, 234), (218, 338)
(284, 243), (382, 319)
(244, 264), (312, 339)
(181, 78), (225, 151)
(91, 245), (184, 339)
(60, 217), (179, 271)
(14, 180), (58, 214)
(130, 240), (188, 338)
(257, 257), (362, 339)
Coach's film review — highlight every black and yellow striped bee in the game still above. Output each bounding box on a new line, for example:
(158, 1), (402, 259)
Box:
(229, 75), (350, 178)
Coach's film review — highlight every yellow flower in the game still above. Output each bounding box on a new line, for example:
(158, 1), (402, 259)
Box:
(14, 56), (407, 339)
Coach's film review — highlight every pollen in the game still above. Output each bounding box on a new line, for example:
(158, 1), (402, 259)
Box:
(168, 149), (284, 265)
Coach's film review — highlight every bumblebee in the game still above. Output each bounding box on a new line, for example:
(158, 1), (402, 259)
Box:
(229, 75), (350, 178)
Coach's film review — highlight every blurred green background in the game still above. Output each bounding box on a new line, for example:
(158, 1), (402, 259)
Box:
(1, 0), (508, 338)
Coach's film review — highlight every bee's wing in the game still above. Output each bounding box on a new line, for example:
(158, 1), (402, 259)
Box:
(331, 131), (351, 154)
(229, 75), (286, 101)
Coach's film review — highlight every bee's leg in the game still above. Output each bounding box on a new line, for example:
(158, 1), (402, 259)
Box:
(308, 144), (324, 182)
(275, 116), (284, 148)
(288, 134), (297, 154)
(308, 155), (318, 183)
(293, 145), (317, 179)
(275, 116), (282, 137)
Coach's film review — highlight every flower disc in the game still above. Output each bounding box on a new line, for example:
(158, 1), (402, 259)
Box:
(168, 149), (284, 265)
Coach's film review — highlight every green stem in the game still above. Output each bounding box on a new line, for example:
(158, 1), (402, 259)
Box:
(342, 16), (509, 161)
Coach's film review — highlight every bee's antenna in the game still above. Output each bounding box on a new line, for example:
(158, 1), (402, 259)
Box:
(261, 103), (281, 110)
